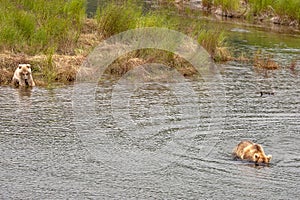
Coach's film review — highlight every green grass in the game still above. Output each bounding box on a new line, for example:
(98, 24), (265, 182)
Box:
(273, 0), (300, 21)
(0, 0), (230, 84)
(248, 0), (276, 15)
(95, 0), (141, 38)
(95, 0), (227, 61)
(248, 0), (300, 22)
(43, 48), (57, 85)
(95, 0), (177, 38)
(211, 0), (300, 24)
(214, 0), (240, 12)
(0, 0), (86, 54)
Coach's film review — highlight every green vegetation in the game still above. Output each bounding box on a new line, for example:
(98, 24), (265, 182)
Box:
(270, 0), (300, 22)
(0, 0), (86, 54)
(95, 0), (229, 60)
(214, 0), (240, 13)
(196, 27), (229, 61)
(248, 0), (275, 15)
(0, 0), (230, 85)
(95, 0), (177, 38)
(204, 0), (300, 24)
(43, 49), (57, 85)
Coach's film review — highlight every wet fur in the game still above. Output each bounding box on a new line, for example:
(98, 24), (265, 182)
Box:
(233, 141), (272, 164)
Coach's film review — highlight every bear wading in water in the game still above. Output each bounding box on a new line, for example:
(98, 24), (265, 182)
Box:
(233, 141), (272, 164)
(12, 64), (35, 87)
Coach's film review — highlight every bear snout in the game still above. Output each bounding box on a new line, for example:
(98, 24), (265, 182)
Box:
(25, 79), (29, 86)
(23, 74), (29, 80)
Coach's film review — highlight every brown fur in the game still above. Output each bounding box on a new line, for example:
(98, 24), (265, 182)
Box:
(233, 141), (272, 164)
(12, 64), (35, 87)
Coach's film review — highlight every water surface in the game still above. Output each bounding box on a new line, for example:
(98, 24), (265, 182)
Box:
(0, 57), (299, 199)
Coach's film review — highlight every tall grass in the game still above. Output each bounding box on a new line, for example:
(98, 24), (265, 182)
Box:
(213, 0), (240, 12)
(43, 48), (57, 85)
(0, 0), (86, 54)
(196, 27), (230, 61)
(248, 0), (300, 22)
(95, 0), (229, 62)
(95, 1), (141, 38)
(95, 0), (177, 38)
(273, 0), (300, 22)
(248, 0), (276, 15)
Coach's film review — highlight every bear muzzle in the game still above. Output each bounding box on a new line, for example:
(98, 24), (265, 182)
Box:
(25, 78), (29, 86)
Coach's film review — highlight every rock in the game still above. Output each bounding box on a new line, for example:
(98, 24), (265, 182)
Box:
(214, 7), (223, 16)
(271, 16), (280, 24)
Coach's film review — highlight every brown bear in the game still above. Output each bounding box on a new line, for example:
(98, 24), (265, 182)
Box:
(233, 141), (272, 164)
(12, 64), (35, 87)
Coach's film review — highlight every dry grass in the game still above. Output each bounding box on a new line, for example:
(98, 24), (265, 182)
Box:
(103, 51), (200, 80)
(234, 52), (250, 62)
(0, 53), (85, 86)
(215, 47), (233, 61)
(254, 54), (280, 70)
(0, 18), (101, 86)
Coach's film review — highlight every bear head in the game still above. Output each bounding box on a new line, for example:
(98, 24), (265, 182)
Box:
(250, 144), (272, 164)
(18, 64), (32, 85)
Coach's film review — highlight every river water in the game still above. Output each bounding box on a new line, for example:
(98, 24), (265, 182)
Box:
(1, 1), (300, 199)
(1, 50), (299, 199)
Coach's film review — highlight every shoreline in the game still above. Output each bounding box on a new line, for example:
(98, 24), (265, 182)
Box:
(1, 1), (299, 87)
(0, 19), (101, 87)
(172, 0), (299, 30)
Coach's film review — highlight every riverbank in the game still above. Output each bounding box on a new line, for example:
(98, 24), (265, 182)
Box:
(0, 18), (101, 86)
(0, 0), (232, 86)
(172, 0), (300, 29)
(0, 0), (298, 87)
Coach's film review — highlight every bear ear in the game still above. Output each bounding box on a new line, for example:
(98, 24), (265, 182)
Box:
(253, 144), (263, 151)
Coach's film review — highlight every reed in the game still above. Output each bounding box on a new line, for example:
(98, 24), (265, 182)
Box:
(196, 27), (231, 61)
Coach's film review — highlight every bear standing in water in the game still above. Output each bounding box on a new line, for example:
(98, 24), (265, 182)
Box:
(233, 141), (272, 164)
(12, 64), (35, 87)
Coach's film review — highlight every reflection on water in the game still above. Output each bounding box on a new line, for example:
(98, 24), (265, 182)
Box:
(17, 87), (33, 98)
